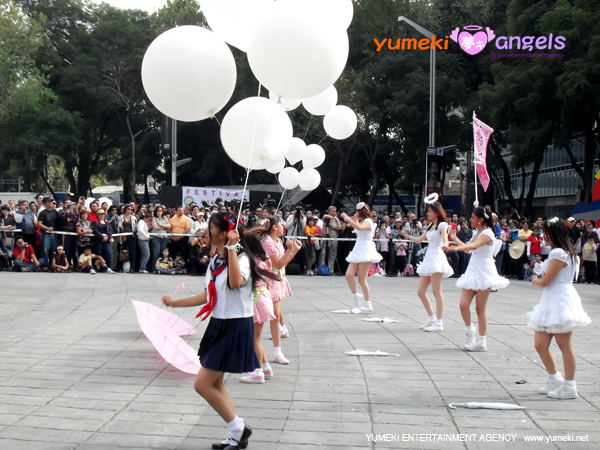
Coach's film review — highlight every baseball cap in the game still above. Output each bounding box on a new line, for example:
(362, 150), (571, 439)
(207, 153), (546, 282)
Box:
(43, 197), (54, 204)
(567, 217), (575, 222)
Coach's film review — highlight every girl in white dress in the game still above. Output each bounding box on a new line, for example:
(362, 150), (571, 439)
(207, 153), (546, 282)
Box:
(340, 203), (382, 313)
(447, 206), (509, 351)
(401, 199), (453, 332)
(529, 217), (591, 400)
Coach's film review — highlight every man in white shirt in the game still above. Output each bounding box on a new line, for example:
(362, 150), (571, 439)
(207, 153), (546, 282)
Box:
(136, 213), (153, 273)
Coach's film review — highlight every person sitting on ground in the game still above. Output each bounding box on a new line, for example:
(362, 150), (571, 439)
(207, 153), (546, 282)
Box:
(51, 246), (72, 273)
(78, 247), (109, 274)
(155, 247), (176, 275)
(173, 252), (187, 274)
(12, 238), (45, 272)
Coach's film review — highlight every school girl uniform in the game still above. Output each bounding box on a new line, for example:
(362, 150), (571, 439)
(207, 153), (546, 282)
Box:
(198, 252), (259, 374)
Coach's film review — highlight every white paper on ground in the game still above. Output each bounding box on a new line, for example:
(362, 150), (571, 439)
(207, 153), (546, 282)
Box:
(344, 349), (400, 357)
(361, 317), (403, 323)
(448, 402), (526, 410)
(330, 309), (351, 314)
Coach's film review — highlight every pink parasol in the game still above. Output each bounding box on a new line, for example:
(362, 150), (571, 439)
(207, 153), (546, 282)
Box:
(131, 300), (196, 336)
(133, 299), (201, 374)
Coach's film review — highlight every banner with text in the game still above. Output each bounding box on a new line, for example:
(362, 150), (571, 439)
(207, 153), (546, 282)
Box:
(182, 186), (248, 207)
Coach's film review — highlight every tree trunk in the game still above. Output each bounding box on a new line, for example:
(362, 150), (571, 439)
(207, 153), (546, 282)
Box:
(489, 138), (516, 206)
(518, 167), (526, 211)
(126, 114), (137, 202)
(390, 187), (408, 214)
(523, 156), (543, 219)
(64, 159), (77, 198)
(330, 141), (352, 205)
(582, 126), (596, 203)
(144, 175), (149, 204)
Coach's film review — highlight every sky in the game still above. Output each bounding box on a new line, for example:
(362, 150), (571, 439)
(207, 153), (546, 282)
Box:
(93, 0), (170, 14)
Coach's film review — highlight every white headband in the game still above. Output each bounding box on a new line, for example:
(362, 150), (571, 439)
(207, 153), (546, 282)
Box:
(484, 211), (490, 219)
(356, 202), (366, 210)
(424, 193), (439, 205)
(548, 217), (559, 224)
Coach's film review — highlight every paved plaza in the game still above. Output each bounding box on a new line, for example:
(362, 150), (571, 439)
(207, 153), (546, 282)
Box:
(0, 272), (598, 450)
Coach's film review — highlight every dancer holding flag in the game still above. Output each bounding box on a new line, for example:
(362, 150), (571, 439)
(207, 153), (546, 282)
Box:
(161, 212), (278, 449)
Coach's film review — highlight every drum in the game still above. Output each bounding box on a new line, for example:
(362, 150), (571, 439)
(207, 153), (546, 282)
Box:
(508, 240), (525, 259)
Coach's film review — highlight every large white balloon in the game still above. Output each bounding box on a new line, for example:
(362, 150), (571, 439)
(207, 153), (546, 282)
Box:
(302, 85), (338, 116)
(302, 144), (326, 169)
(142, 26), (236, 122)
(298, 168), (321, 191)
(323, 105), (358, 140)
(278, 167), (300, 190)
(285, 138), (306, 165)
(220, 97), (293, 170)
(279, 0), (354, 30)
(268, 91), (301, 112)
(266, 158), (286, 174)
(247, 2), (349, 99)
(84, 197), (96, 209)
(200, 0), (274, 52)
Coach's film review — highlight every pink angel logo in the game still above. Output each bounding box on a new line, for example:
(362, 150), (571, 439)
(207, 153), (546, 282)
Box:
(450, 25), (495, 55)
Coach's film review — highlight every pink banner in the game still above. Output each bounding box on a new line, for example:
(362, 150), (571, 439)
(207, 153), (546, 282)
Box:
(473, 114), (494, 192)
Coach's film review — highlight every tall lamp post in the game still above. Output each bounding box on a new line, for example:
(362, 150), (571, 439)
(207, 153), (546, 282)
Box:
(398, 16), (436, 203)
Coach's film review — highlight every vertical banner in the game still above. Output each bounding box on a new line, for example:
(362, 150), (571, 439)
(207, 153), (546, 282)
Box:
(426, 146), (443, 195)
(473, 113), (494, 192)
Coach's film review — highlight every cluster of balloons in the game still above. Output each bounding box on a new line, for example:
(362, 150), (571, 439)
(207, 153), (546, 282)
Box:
(141, 0), (358, 194)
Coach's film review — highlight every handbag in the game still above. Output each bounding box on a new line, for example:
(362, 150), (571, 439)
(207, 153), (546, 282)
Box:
(119, 249), (130, 262)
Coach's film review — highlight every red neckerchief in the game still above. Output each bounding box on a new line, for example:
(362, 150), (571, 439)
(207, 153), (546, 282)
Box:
(196, 256), (228, 320)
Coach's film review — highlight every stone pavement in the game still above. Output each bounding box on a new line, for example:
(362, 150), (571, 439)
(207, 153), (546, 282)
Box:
(0, 271), (598, 450)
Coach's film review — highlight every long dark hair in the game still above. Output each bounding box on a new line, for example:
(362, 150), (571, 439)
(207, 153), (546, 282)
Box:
(425, 202), (447, 231)
(208, 212), (278, 287)
(472, 206), (494, 229)
(246, 215), (279, 237)
(542, 217), (576, 261)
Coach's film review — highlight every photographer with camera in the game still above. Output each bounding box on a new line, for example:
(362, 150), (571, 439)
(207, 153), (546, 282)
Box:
(319, 206), (343, 274)
(404, 212), (423, 265)
(13, 238), (45, 272)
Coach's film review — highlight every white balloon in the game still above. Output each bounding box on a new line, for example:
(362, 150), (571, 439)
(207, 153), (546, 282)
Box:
(221, 97), (293, 170)
(142, 26), (236, 122)
(247, 2), (349, 99)
(279, 167), (300, 190)
(323, 105), (358, 140)
(97, 197), (113, 207)
(200, 0), (274, 52)
(279, 0), (354, 30)
(268, 91), (301, 112)
(285, 138), (306, 165)
(298, 168), (321, 191)
(266, 158), (286, 174)
(302, 144), (326, 169)
(302, 85), (338, 116)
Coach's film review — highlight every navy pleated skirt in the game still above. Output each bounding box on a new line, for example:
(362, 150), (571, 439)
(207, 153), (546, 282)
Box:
(198, 317), (259, 374)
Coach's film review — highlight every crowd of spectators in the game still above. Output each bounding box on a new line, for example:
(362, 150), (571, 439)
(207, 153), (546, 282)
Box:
(0, 195), (595, 282)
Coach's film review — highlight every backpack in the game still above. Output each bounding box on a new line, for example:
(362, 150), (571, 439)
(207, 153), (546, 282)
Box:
(316, 264), (330, 276)
(403, 264), (414, 277)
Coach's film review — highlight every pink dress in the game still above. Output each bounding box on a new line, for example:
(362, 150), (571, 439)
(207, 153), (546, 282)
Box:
(263, 235), (293, 302)
(253, 258), (276, 324)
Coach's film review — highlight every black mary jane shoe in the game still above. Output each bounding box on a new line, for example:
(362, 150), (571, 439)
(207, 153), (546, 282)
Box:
(212, 425), (253, 450)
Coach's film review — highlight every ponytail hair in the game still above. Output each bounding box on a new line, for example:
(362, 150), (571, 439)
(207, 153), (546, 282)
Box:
(246, 215), (279, 237)
(472, 206), (494, 229)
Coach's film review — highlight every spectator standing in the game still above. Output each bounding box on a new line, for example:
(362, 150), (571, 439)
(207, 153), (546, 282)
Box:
(582, 237), (597, 283)
(38, 197), (60, 265)
(13, 238), (45, 272)
(1, 205), (16, 251)
(320, 206), (342, 274)
(566, 217), (581, 253)
(91, 209), (115, 273)
(304, 217), (317, 275)
(76, 210), (94, 259)
(169, 206), (192, 261)
(15, 200), (38, 252)
(151, 206), (171, 270)
(58, 200), (79, 266)
(404, 212), (423, 265)
(136, 213), (153, 273)
(457, 219), (473, 275)
(375, 216), (391, 275)
(117, 205), (137, 272)
(88, 201), (99, 223)
(390, 218), (407, 275)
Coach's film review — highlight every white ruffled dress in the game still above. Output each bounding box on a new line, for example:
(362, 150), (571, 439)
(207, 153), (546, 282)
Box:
(346, 218), (383, 264)
(456, 228), (510, 291)
(417, 222), (453, 278)
(527, 248), (591, 333)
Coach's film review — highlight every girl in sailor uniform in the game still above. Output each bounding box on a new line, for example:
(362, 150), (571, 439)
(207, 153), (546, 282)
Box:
(162, 212), (277, 449)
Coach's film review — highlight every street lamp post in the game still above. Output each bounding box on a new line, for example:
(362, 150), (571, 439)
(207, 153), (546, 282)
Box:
(397, 16), (435, 148)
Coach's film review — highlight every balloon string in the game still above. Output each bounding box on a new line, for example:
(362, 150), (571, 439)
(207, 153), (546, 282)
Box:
(280, 190), (303, 211)
(302, 114), (312, 140)
(212, 115), (222, 127)
(317, 134), (328, 145)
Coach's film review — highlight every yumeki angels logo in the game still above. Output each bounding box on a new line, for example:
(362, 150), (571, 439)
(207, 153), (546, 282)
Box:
(450, 25), (496, 55)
